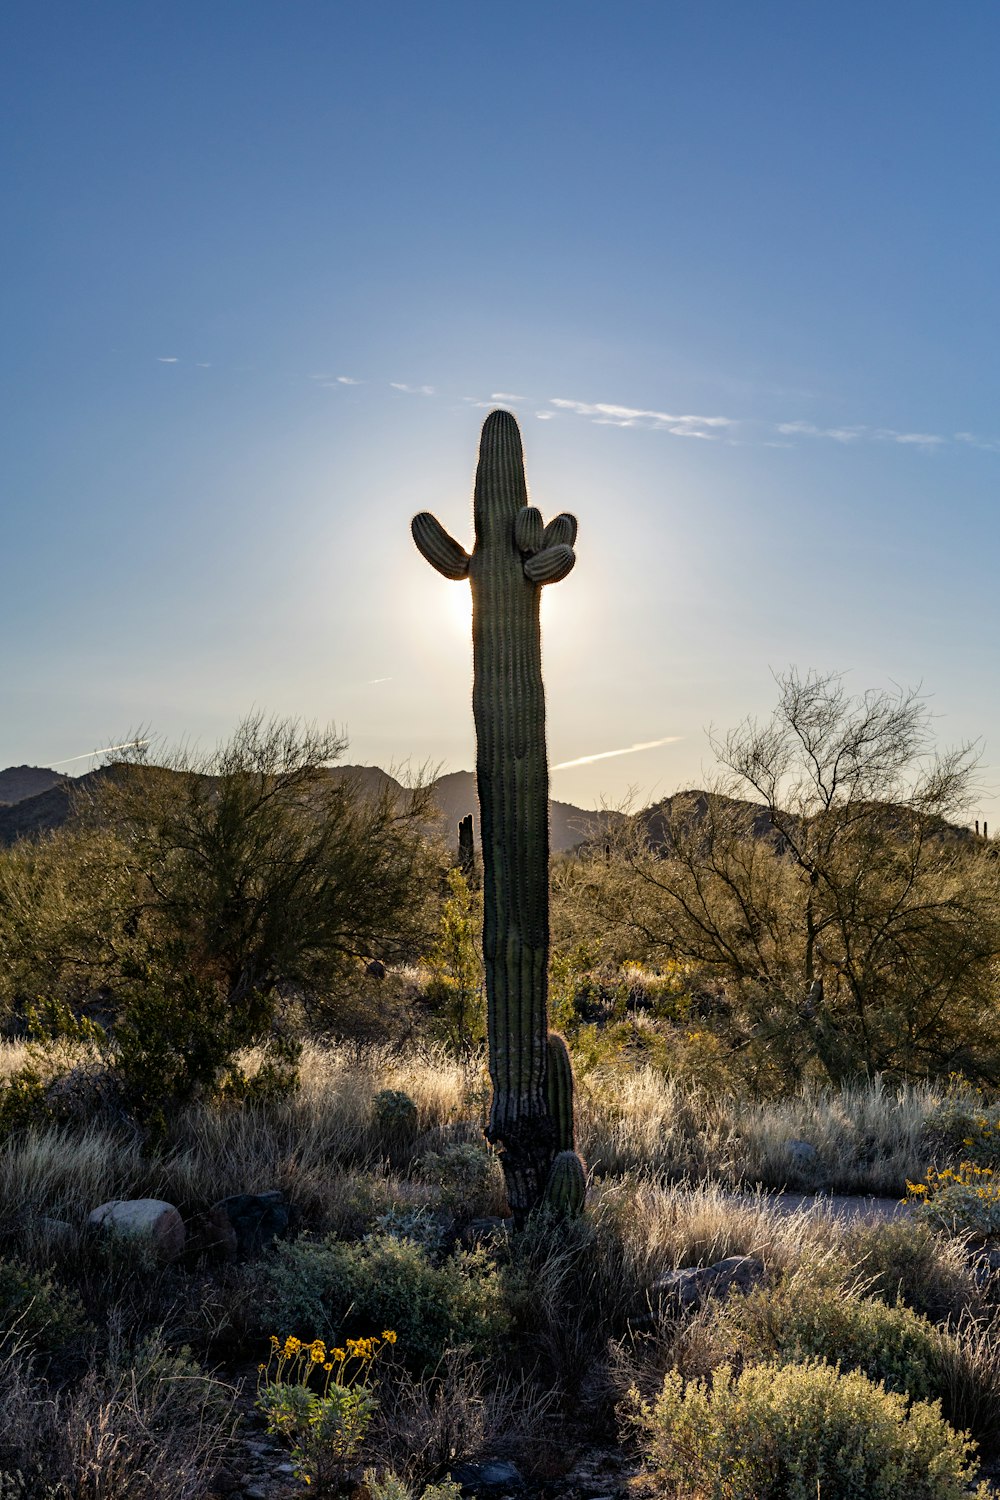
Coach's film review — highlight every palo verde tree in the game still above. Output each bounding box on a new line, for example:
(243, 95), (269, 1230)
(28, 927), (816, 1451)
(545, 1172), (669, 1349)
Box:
(412, 408), (586, 1222)
(593, 671), (1000, 1086)
(90, 713), (436, 1042)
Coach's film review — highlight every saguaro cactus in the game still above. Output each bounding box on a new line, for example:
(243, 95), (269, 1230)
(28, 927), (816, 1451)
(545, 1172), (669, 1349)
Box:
(412, 409), (583, 1222)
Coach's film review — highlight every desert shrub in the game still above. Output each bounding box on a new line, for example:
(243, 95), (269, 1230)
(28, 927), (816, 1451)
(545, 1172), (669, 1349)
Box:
(421, 868), (485, 1056)
(718, 1269), (1000, 1445)
(413, 1142), (504, 1217)
(364, 1474), (462, 1500)
(627, 1358), (989, 1499)
(921, 1091), (1000, 1168)
(374, 1089), (420, 1138)
(718, 1271), (943, 1403)
(264, 1233), (508, 1369)
(372, 1206), (449, 1257)
(0, 826), (139, 1022)
(843, 1217), (982, 1323)
(0, 1258), (91, 1363)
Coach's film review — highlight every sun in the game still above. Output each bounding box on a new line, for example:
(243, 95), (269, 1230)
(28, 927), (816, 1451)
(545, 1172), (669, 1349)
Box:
(447, 580), (473, 638)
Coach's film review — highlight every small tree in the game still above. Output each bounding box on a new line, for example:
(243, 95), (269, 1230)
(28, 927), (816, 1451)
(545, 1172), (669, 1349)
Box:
(90, 713), (437, 1044)
(593, 672), (1000, 1085)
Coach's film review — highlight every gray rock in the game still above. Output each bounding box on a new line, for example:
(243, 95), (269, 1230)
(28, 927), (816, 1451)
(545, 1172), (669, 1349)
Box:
(210, 1190), (290, 1257)
(458, 1216), (511, 1251)
(37, 1216), (74, 1245)
(651, 1254), (766, 1313)
(786, 1138), (819, 1168)
(87, 1198), (185, 1260)
(450, 1459), (524, 1492)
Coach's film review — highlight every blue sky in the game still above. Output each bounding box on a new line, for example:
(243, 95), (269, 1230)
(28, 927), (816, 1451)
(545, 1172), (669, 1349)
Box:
(3, 2), (999, 816)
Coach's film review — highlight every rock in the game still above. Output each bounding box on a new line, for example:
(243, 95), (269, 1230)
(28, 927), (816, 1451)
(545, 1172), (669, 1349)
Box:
(37, 1216), (74, 1246)
(458, 1216), (511, 1251)
(786, 1138), (819, 1168)
(210, 1191), (290, 1257)
(241, 1483), (267, 1499)
(450, 1460), (524, 1493)
(651, 1254), (766, 1313)
(366, 958), (387, 979)
(87, 1198), (185, 1260)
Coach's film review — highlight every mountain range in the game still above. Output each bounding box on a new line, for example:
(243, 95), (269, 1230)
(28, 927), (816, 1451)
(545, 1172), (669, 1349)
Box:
(0, 763), (618, 853)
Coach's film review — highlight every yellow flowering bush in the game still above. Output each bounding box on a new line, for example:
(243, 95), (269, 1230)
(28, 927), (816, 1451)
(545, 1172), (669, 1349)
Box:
(256, 1329), (396, 1489)
(906, 1162), (1000, 1236)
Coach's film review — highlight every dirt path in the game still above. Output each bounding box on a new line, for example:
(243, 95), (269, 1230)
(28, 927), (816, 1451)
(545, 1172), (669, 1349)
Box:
(770, 1192), (911, 1223)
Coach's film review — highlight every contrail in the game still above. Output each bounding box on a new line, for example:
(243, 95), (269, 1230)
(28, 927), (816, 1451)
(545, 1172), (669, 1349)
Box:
(551, 736), (682, 771)
(51, 739), (149, 767)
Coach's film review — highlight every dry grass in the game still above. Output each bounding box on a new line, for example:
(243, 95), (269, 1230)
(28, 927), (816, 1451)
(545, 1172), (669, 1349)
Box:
(0, 1332), (237, 1499)
(578, 1062), (946, 1194)
(0, 1040), (955, 1247)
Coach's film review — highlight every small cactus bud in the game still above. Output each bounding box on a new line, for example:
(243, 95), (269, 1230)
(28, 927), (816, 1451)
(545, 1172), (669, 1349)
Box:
(543, 1150), (587, 1217)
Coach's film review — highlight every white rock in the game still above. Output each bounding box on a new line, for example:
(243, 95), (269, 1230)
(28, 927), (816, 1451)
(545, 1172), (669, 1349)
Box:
(87, 1198), (185, 1260)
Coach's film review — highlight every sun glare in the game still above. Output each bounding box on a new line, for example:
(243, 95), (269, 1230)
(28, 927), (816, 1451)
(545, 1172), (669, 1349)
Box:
(448, 582), (474, 637)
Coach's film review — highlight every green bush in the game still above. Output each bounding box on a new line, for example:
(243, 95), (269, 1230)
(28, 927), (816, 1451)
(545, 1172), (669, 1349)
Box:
(843, 1217), (981, 1323)
(263, 1233), (508, 1370)
(363, 1474), (462, 1500)
(413, 1142), (504, 1217)
(0, 1258), (92, 1361)
(718, 1271), (1000, 1446)
(373, 1090), (419, 1138)
(720, 1272), (943, 1403)
(629, 1359), (989, 1499)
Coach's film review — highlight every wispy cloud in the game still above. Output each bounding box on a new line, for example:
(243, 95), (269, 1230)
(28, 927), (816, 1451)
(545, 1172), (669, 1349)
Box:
(156, 356), (179, 364)
(535, 411), (555, 420)
(550, 397), (733, 439)
(874, 428), (945, 447)
(337, 375), (361, 385)
(779, 420), (947, 449)
(390, 382), (435, 395)
(778, 420), (864, 443)
(955, 431), (1000, 453)
(491, 392), (527, 402)
(367, 676), (393, 685)
(552, 736), (682, 771)
(196, 362), (211, 368)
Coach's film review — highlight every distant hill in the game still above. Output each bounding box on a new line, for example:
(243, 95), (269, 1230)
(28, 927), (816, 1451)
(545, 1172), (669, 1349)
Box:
(0, 765), (66, 805)
(429, 769), (619, 854)
(0, 761), (617, 853)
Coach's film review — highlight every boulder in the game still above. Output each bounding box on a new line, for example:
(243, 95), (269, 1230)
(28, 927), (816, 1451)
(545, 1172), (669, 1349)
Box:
(651, 1254), (766, 1313)
(786, 1138), (819, 1169)
(449, 1459), (524, 1493)
(458, 1216), (512, 1251)
(87, 1198), (185, 1260)
(209, 1190), (290, 1257)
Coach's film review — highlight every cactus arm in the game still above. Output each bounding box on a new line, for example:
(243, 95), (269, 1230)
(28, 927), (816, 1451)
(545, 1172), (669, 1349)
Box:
(524, 544), (576, 584)
(546, 1031), (576, 1153)
(541, 513), (578, 548)
(412, 512), (471, 580)
(514, 506), (544, 555)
